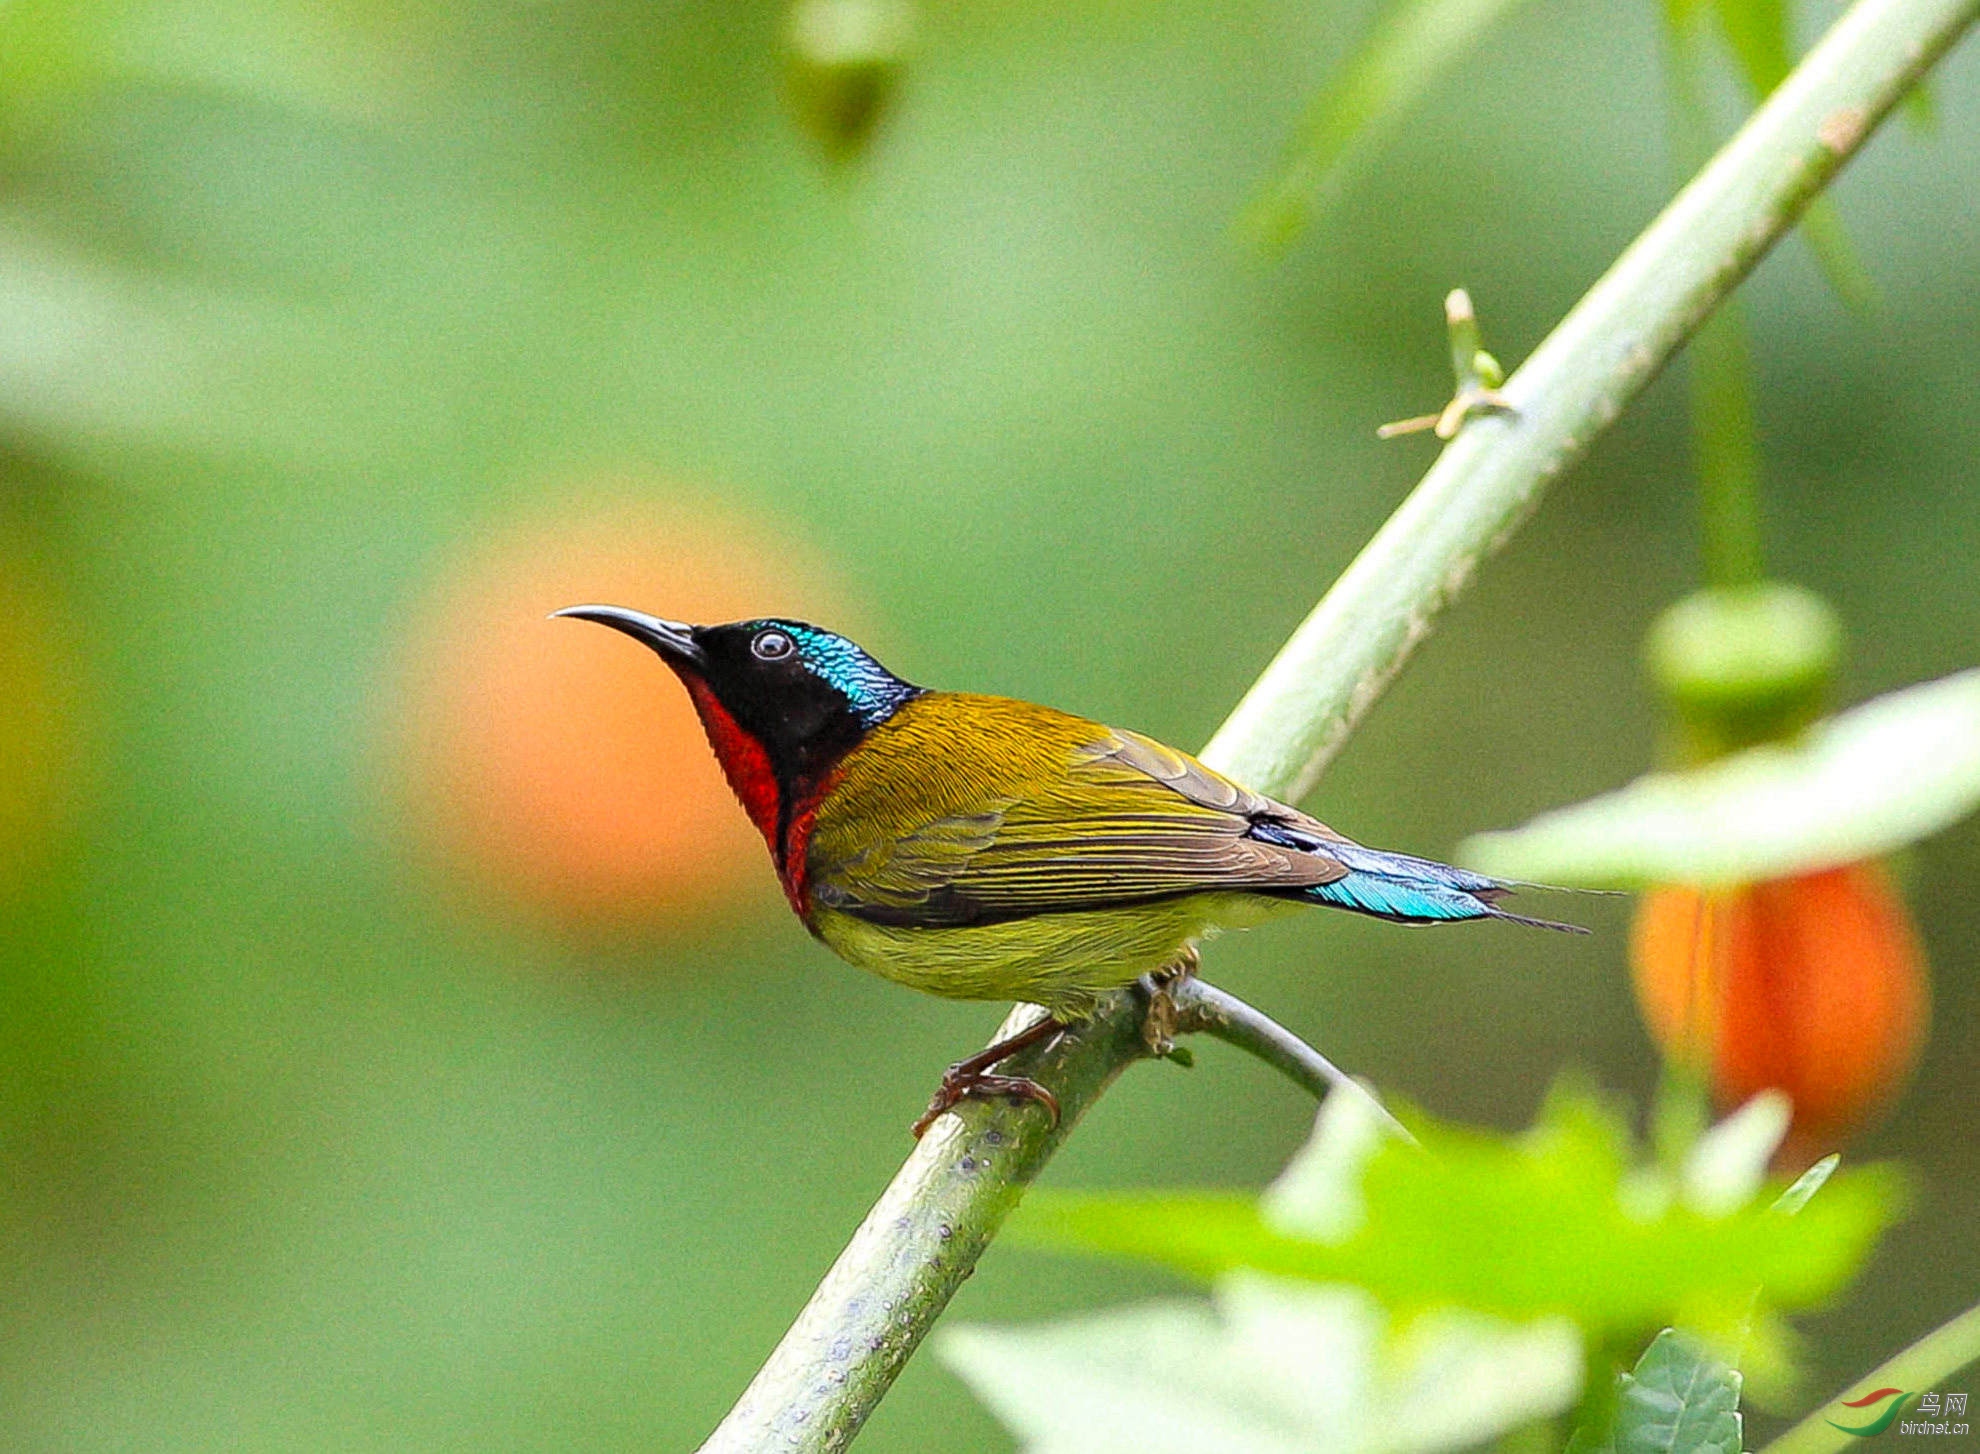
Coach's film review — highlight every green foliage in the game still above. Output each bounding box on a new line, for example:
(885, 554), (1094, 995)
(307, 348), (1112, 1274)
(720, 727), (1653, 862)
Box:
(1666, 0), (1789, 97)
(0, 0), (1970, 1444)
(1009, 1085), (1899, 1344)
(1770, 1157), (1840, 1218)
(1460, 669), (1980, 886)
(1792, 200), (1880, 315)
(1662, 0), (1877, 312)
(1246, 0), (1891, 308)
(953, 1088), (1895, 1450)
(939, 1274), (1582, 1454)
(1681, 1090), (1790, 1216)
(1570, 1330), (1745, 1454)
(1240, 0), (1537, 251)
(0, 0), (402, 129)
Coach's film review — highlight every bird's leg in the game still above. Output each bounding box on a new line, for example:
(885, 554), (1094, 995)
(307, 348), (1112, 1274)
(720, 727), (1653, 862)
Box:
(911, 1014), (1065, 1140)
(1139, 946), (1201, 1059)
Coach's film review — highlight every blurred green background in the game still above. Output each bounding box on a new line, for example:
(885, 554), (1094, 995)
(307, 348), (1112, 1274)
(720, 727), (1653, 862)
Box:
(1, 0), (1975, 1447)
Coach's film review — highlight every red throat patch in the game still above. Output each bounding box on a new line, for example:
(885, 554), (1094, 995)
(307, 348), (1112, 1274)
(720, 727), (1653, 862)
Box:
(681, 677), (784, 856)
(778, 778), (839, 918)
(678, 675), (843, 916)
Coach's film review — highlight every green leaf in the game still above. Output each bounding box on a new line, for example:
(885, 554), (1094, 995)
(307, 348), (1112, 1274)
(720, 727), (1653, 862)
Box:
(1770, 1156), (1839, 1218)
(0, 0), (404, 124)
(1240, 0), (1538, 253)
(1683, 1093), (1790, 1217)
(1708, 0), (1790, 98)
(938, 1274), (1581, 1454)
(1460, 670), (1980, 887)
(1010, 1088), (1900, 1343)
(1260, 1077), (1386, 1240)
(1572, 1329), (1745, 1454)
(1619, 1329), (1744, 1453)
(1795, 199), (1880, 315)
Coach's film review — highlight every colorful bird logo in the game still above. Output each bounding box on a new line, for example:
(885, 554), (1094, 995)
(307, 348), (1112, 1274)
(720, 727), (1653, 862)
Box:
(1826, 1388), (1916, 1437)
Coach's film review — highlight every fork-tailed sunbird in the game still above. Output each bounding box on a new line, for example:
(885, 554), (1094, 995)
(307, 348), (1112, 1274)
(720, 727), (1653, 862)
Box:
(555, 606), (1577, 1134)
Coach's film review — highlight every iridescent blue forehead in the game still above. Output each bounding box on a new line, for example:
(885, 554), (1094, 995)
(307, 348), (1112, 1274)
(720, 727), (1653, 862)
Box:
(761, 621), (919, 727)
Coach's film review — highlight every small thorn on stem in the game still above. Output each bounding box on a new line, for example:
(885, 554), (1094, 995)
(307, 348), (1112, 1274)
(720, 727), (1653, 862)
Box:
(1376, 412), (1444, 440)
(1379, 287), (1518, 441)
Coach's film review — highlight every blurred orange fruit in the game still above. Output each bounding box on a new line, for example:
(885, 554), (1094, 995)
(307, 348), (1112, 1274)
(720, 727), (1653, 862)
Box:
(388, 492), (847, 931)
(1632, 863), (1928, 1165)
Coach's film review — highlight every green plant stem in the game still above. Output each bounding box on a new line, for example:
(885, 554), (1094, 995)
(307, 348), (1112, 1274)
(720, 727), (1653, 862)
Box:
(696, 3), (1977, 1447)
(1762, 1301), (1980, 1454)
(1687, 302), (1768, 587)
(1665, 7), (1769, 589)
(1207, 0), (1970, 804)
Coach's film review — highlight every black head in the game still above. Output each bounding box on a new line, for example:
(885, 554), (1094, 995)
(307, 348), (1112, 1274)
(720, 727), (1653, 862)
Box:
(552, 605), (922, 793)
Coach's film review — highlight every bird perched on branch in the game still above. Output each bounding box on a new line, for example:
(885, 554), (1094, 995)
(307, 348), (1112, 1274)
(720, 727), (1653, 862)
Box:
(555, 606), (1578, 1135)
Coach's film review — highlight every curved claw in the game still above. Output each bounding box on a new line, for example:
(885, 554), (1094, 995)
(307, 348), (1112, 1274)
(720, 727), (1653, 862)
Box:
(911, 1072), (1062, 1139)
(1139, 947), (1201, 1058)
(910, 1013), (1065, 1138)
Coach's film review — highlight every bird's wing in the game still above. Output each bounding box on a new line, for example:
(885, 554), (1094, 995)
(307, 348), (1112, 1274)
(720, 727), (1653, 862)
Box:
(812, 719), (1348, 927)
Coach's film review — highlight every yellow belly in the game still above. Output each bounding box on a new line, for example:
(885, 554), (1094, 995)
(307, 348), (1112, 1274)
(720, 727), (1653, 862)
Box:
(810, 893), (1299, 1019)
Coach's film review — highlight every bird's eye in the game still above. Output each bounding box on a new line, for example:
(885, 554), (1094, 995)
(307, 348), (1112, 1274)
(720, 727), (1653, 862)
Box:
(751, 629), (795, 661)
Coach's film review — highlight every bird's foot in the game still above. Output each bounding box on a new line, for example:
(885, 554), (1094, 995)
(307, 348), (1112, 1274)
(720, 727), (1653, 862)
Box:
(911, 1070), (1061, 1139)
(1141, 988), (1178, 1057)
(1139, 948), (1201, 1059)
(910, 1013), (1064, 1139)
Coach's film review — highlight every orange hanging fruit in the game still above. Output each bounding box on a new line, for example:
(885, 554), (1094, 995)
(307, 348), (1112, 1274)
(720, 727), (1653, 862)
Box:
(1631, 582), (1929, 1164)
(1632, 862), (1928, 1165)
(384, 488), (850, 935)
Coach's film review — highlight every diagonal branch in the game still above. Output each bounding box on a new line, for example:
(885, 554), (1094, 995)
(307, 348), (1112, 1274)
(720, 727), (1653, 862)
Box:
(696, 1), (1978, 1447)
(1762, 1299), (1980, 1454)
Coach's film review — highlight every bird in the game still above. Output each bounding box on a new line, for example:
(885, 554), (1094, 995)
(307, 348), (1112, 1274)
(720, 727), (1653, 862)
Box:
(554, 606), (1579, 1135)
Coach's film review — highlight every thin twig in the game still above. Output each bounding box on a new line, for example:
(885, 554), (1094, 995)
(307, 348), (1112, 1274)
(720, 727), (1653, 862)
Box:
(696, 3), (1978, 1447)
(1169, 977), (1418, 1146)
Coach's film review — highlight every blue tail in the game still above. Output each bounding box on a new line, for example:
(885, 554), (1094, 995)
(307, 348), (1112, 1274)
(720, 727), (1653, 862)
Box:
(1251, 827), (1584, 932)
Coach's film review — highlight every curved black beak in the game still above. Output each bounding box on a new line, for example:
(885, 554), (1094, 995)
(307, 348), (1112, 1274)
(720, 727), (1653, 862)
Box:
(551, 604), (707, 666)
